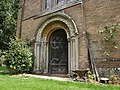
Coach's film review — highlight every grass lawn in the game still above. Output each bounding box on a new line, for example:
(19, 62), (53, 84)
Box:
(0, 67), (120, 90)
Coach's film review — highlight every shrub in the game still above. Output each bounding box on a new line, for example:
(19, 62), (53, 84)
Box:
(0, 55), (5, 66)
(109, 70), (118, 84)
(4, 39), (33, 74)
(85, 70), (94, 80)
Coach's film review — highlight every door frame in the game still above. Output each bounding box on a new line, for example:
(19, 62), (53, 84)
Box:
(34, 13), (79, 74)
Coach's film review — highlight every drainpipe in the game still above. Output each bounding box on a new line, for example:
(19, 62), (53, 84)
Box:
(19, 0), (25, 38)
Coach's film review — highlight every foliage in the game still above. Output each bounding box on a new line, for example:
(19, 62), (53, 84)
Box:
(0, 0), (19, 50)
(0, 55), (5, 66)
(4, 39), (33, 74)
(85, 70), (94, 80)
(109, 70), (118, 84)
(0, 50), (4, 66)
(98, 23), (120, 57)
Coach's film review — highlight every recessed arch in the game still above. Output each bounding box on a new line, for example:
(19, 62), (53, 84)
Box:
(35, 13), (78, 42)
(34, 13), (79, 74)
(41, 21), (70, 41)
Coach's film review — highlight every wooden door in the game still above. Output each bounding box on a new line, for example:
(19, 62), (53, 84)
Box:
(48, 29), (68, 74)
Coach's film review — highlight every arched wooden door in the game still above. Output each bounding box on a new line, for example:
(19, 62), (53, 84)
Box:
(48, 29), (68, 74)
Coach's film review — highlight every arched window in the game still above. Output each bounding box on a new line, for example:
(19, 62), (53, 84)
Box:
(57, 0), (64, 4)
(45, 0), (51, 9)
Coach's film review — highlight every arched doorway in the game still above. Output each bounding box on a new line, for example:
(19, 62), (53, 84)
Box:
(48, 29), (68, 74)
(34, 14), (80, 75)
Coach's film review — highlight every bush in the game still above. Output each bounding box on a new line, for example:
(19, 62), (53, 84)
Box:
(4, 39), (33, 74)
(0, 50), (5, 66)
(0, 55), (5, 66)
(109, 70), (118, 84)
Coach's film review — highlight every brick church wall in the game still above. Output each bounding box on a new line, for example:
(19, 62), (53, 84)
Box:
(17, 0), (120, 77)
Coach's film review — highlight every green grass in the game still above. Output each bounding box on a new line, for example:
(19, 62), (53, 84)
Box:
(0, 66), (120, 90)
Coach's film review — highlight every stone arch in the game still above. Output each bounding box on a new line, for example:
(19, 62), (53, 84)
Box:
(36, 13), (78, 41)
(34, 13), (79, 74)
(41, 21), (70, 41)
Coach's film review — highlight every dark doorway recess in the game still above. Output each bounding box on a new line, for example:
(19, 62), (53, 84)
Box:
(48, 29), (68, 74)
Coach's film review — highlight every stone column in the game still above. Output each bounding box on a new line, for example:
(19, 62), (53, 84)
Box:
(43, 41), (48, 74)
(35, 42), (40, 71)
(70, 37), (76, 71)
(68, 38), (71, 73)
(75, 35), (79, 69)
(39, 41), (44, 72)
(34, 42), (37, 71)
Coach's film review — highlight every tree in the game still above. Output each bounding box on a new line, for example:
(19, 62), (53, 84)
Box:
(0, 0), (19, 50)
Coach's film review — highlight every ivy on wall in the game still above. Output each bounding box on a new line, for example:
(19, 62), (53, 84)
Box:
(98, 23), (120, 57)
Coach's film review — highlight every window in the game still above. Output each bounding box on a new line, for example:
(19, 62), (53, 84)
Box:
(57, 0), (64, 4)
(45, 0), (51, 9)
